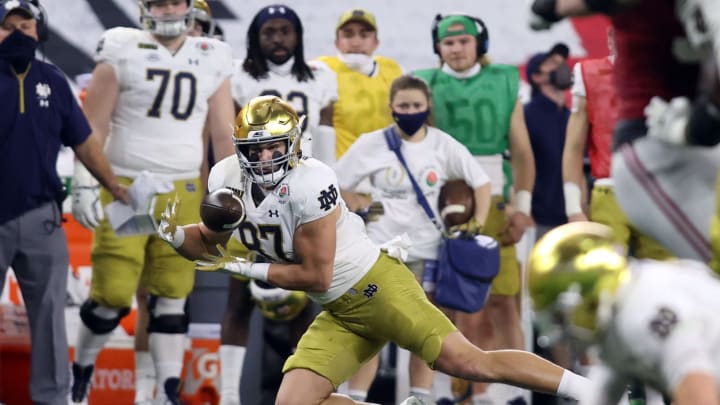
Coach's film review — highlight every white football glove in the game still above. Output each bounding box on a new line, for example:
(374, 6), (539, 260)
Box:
(644, 96), (691, 145)
(71, 161), (103, 230)
(158, 194), (185, 248)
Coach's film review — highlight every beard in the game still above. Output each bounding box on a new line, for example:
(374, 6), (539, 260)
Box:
(266, 46), (292, 65)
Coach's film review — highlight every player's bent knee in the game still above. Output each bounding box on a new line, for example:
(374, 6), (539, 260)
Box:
(147, 295), (189, 334)
(80, 299), (130, 334)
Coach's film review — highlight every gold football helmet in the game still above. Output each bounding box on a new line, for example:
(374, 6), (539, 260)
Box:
(233, 96), (304, 187)
(191, 0), (215, 37)
(528, 222), (630, 339)
(249, 280), (308, 321)
(139, 0), (196, 38)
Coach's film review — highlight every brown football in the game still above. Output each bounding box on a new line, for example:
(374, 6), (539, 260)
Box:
(438, 180), (475, 228)
(200, 188), (245, 232)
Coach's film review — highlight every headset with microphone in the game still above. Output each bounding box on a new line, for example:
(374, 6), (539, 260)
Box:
(1, 0), (49, 42)
(431, 13), (489, 57)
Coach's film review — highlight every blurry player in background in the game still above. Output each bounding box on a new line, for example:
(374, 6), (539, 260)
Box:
(158, 95), (594, 405)
(562, 27), (672, 260)
(69, 0), (235, 403)
(529, 222), (720, 405)
(529, 0), (720, 264)
(222, 5), (336, 405)
(231, 4), (336, 164)
(129, 1), (227, 403)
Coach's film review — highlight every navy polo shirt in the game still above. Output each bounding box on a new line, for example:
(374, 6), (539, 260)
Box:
(524, 91), (570, 227)
(0, 60), (91, 225)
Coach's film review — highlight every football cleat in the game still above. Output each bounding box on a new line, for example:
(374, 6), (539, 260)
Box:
(70, 363), (94, 403)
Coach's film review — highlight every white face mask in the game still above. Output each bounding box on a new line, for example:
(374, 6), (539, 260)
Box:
(338, 52), (375, 75)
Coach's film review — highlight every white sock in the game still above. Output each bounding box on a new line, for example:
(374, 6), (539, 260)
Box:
(409, 387), (433, 405)
(75, 323), (113, 367)
(348, 389), (368, 401)
(134, 350), (155, 402)
(557, 369), (593, 400)
(150, 333), (185, 393)
(220, 345), (246, 401)
(471, 392), (494, 405)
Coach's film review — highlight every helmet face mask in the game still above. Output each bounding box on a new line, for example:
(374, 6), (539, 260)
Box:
(233, 96), (304, 187)
(139, 0), (195, 38)
(528, 222), (630, 342)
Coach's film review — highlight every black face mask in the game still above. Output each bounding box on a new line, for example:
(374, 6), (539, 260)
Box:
(392, 110), (430, 136)
(0, 29), (37, 72)
(549, 63), (573, 90)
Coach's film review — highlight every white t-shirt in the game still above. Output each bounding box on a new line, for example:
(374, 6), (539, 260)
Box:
(231, 60), (338, 159)
(97, 27), (233, 180)
(335, 126), (489, 261)
(208, 156), (379, 304)
(589, 259), (720, 403)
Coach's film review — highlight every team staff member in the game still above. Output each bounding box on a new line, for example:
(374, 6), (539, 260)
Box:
(336, 75), (492, 405)
(415, 15), (536, 404)
(314, 8), (403, 161)
(0, 1), (127, 404)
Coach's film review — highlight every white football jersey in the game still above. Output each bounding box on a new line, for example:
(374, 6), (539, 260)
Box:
(97, 27), (233, 180)
(208, 156), (380, 304)
(231, 60), (337, 157)
(589, 259), (720, 403)
(335, 126), (489, 261)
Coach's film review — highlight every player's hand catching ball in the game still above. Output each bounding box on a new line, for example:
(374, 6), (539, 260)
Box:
(195, 244), (269, 282)
(158, 194), (185, 248)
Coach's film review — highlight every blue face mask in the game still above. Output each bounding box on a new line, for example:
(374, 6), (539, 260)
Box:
(0, 29), (37, 72)
(392, 109), (430, 136)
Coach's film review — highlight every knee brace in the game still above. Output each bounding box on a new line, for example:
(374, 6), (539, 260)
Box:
(147, 295), (189, 334)
(79, 300), (130, 334)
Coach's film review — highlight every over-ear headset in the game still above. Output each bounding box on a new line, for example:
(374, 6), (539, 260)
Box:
(27, 0), (48, 43)
(1, 0), (49, 42)
(431, 13), (489, 57)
